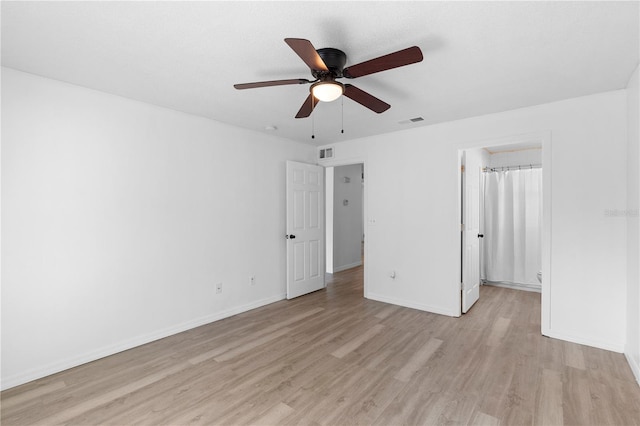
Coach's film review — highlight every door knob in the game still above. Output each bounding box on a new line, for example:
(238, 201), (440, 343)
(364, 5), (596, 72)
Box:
(478, 234), (484, 238)
(286, 234), (296, 239)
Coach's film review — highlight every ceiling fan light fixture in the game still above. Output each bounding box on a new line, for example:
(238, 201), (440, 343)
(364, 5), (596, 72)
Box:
(311, 81), (344, 102)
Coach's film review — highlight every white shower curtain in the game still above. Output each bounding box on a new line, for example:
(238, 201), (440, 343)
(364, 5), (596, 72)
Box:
(483, 168), (542, 286)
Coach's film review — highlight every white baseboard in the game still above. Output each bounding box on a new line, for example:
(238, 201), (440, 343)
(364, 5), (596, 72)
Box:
(543, 329), (625, 353)
(366, 292), (459, 317)
(333, 261), (363, 273)
(484, 281), (541, 293)
(625, 350), (640, 387)
(1, 293), (286, 391)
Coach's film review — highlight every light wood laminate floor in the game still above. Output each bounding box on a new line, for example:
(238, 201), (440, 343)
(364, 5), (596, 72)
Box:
(2, 265), (640, 425)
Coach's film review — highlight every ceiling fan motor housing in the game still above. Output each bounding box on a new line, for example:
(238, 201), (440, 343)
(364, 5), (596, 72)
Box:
(314, 48), (347, 79)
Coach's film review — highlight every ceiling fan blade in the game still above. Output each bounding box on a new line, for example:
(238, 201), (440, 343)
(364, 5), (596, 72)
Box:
(234, 79), (311, 90)
(343, 46), (423, 78)
(343, 84), (390, 113)
(284, 38), (329, 72)
(295, 94), (319, 118)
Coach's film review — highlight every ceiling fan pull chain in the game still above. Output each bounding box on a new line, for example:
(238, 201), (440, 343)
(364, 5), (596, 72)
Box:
(341, 96), (344, 134)
(311, 96), (315, 139)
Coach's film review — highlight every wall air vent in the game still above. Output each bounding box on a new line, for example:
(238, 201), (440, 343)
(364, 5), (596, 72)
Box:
(319, 147), (334, 160)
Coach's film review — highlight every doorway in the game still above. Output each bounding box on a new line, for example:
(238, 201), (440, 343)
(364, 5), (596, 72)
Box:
(482, 145), (543, 293)
(459, 134), (549, 325)
(325, 162), (366, 295)
(321, 157), (368, 298)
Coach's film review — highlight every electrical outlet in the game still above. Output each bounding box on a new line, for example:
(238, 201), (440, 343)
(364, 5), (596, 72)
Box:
(216, 282), (223, 294)
(250, 276), (256, 286)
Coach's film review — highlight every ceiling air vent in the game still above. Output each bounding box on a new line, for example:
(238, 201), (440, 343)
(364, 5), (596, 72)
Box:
(398, 116), (425, 125)
(319, 147), (334, 160)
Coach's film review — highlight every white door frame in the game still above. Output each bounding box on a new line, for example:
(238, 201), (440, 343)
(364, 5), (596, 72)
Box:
(455, 131), (551, 335)
(320, 156), (368, 298)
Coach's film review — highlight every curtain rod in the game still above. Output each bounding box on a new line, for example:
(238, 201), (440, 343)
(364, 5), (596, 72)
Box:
(482, 163), (542, 173)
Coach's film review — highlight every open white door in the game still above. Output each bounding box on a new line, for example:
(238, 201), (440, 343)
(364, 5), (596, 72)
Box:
(462, 150), (481, 313)
(286, 161), (325, 299)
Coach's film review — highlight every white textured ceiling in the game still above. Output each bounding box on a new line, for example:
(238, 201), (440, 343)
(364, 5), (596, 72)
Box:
(2, 1), (638, 146)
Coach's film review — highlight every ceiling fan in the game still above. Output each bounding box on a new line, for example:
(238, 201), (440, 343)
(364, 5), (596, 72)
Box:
(234, 38), (423, 118)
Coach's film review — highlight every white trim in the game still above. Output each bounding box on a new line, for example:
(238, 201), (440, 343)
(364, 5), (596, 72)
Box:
(319, 156), (368, 170)
(0, 293), (286, 391)
(541, 132), (552, 336)
(484, 281), (542, 293)
(325, 167), (334, 274)
(624, 351), (640, 386)
(367, 292), (459, 317)
(456, 150), (464, 316)
(333, 261), (363, 273)
(543, 329), (625, 353)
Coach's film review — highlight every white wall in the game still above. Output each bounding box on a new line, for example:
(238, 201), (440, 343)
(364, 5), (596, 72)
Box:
(626, 64), (640, 383)
(1, 68), (316, 389)
(332, 164), (363, 272)
(319, 90), (628, 352)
